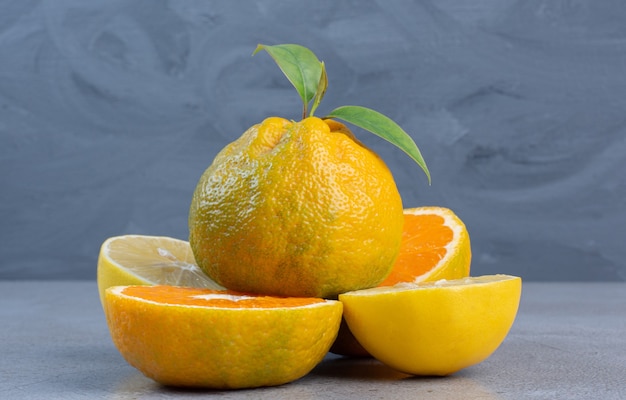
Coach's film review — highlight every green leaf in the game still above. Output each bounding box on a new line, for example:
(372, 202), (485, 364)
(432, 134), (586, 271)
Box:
(326, 105), (431, 183)
(309, 61), (327, 117)
(253, 44), (323, 118)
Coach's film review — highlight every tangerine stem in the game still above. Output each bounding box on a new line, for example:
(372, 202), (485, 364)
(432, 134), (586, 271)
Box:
(309, 62), (327, 118)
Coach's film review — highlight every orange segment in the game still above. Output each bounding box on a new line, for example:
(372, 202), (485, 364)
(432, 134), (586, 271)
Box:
(379, 206), (471, 287)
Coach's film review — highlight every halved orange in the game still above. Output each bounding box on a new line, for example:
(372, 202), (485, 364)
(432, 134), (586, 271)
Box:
(379, 206), (471, 286)
(104, 285), (342, 389)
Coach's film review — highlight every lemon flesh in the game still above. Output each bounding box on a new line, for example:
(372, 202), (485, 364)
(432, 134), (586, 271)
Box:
(97, 235), (222, 307)
(339, 275), (522, 376)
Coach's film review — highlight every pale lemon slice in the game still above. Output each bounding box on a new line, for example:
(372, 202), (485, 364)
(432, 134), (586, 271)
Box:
(97, 235), (223, 306)
(339, 275), (522, 376)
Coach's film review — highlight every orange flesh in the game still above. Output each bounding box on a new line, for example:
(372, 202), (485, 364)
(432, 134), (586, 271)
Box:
(379, 214), (453, 286)
(120, 285), (325, 308)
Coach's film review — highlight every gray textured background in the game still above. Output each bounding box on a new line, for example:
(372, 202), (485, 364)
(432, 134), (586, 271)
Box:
(1, 1), (625, 281)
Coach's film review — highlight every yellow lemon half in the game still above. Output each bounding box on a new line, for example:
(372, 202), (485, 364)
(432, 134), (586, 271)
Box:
(339, 275), (522, 376)
(331, 206), (473, 357)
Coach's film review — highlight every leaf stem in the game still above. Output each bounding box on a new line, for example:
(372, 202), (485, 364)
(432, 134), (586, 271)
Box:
(309, 62), (328, 118)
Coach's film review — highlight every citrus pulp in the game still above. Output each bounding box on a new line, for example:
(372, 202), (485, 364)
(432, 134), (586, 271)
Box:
(379, 206), (471, 286)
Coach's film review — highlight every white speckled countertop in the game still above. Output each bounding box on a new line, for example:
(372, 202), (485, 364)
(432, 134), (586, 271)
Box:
(1, 281), (625, 399)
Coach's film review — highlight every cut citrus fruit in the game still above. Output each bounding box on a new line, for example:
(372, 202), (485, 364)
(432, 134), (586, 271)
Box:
(339, 275), (522, 376)
(97, 235), (222, 307)
(378, 206), (471, 287)
(331, 206), (472, 357)
(104, 285), (343, 389)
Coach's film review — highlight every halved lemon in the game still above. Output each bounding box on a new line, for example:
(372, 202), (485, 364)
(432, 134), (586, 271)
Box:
(104, 285), (343, 388)
(97, 235), (222, 307)
(339, 275), (522, 376)
(331, 206), (472, 357)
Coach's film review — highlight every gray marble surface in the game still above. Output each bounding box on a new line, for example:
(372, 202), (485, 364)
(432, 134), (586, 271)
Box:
(1, 1), (625, 281)
(1, 280), (625, 399)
